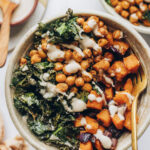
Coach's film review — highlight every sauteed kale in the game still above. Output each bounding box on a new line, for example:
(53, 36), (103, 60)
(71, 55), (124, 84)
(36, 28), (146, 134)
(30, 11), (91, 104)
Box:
(11, 9), (140, 150)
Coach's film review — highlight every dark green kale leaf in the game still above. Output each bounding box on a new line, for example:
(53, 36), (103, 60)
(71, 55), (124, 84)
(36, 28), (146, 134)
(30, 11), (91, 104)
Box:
(105, 0), (112, 5)
(77, 91), (89, 103)
(143, 10), (150, 22)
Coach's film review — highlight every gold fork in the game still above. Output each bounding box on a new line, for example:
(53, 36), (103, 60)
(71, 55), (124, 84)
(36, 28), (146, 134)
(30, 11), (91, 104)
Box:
(0, 0), (19, 67)
(131, 66), (147, 150)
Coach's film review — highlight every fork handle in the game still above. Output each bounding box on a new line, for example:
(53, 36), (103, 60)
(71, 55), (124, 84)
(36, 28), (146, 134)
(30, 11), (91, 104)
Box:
(0, 4), (14, 67)
(132, 95), (138, 150)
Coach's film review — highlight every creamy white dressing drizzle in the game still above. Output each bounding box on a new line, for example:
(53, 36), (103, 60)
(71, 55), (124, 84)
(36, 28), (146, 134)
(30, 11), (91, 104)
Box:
(94, 129), (112, 149)
(65, 60), (81, 74)
(62, 44), (85, 57)
(87, 19), (97, 28)
(88, 94), (103, 103)
(103, 74), (114, 87)
(79, 35), (102, 52)
(82, 70), (92, 79)
(47, 44), (65, 61)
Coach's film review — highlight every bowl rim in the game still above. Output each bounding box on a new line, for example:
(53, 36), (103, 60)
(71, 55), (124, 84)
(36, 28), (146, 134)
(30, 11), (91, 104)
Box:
(5, 10), (150, 150)
(100, 0), (150, 34)
(4, 0), (38, 26)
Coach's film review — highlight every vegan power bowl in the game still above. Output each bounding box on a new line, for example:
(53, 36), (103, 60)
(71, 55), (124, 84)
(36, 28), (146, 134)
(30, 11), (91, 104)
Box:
(11, 10), (142, 150)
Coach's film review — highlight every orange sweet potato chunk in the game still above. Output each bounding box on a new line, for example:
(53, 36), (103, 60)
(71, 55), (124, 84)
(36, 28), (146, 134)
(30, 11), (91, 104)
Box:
(95, 140), (103, 150)
(112, 114), (124, 130)
(85, 116), (99, 134)
(74, 115), (83, 127)
(93, 59), (110, 71)
(113, 41), (129, 55)
(124, 111), (132, 131)
(124, 78), (133, 93)
(108, 61), (128, 81)
(113, 91), (132, 110)
(105, 87), (114, 100)
(80, 141), (93, 150)
(87, 100), (103, 110)
(96, 109), (111, 127)
(123, 54), (140, 73)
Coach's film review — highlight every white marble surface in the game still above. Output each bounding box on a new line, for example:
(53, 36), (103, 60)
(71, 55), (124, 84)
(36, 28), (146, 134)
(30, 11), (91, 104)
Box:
(0, 0), (150, 149)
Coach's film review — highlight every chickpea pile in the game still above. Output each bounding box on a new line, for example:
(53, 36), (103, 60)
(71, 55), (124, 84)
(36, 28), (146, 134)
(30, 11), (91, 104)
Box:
(110, 0), (150, 26)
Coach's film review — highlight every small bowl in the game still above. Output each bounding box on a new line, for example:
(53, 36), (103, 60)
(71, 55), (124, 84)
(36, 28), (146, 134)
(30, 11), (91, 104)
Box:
(0, 0), (38, 26)
(100, 0), (150, 34)
(5, 10), (150, 150)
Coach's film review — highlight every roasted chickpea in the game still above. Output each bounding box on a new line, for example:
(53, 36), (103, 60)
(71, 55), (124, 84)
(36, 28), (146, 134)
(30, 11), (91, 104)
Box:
(110, 0), (119, 6)
(83, 49), (92, 58)
(63, 66), (71, 75)
(20, 58), (27, 66)
(139, 3), (147, 12)
(129, 6), (138, 14)
(99, 27), (108, 36)
(65, 50), (72, 61)
(56, 73), (66, 83)
(66, 76), (76, 86)
(77, 18), (85, 25)
(70, 87), (78, 93)
(83, 22), (92, 33)
(93, 49), (102, 56)
(31, 54), (41, 64)
(73, 51), (83, 62)
(82, 73), (92, 82)
(104, 52), (114, 62)
(88, 16), (99, 23)
(136, 11), (142, 20)
(106, 32), (114, 45)
(56, 83), (68, 92)
(41, 39), (47, 51)
(98, 21), (104, 27)
(82, 83), (92, 92)
(29, 50), (38, 57)
(129, 13), (138, 23)
(94, 56), (102, 63)
(98, 38), (108, 47)
(38, 50), (47, 59)
(75, 77), (85, 87)
(113, 30), (123, 40)
(115, 4), (123, 13)
(135, 0), (143, 5)
(121, 1), (130, 10)
(121, 10), (129, 18)
(81, 60), (90, 70)
(54, 62), (63, 71)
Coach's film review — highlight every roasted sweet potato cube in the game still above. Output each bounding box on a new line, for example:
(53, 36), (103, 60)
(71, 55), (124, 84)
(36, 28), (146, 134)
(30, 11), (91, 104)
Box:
(123, 54), (140, 73)
(74, 115), (83, 127)
(113, 41), (129, 55)
(93, 59), (110, 71)
(99, 125), (105, 132)
(87, 100), (103, 110)
(124, 111), (139, 131)
(113, 91), (132, 110)
(108, 61), (128, 81)
(124, 78), (133, 93)
(85, 116), (99, 134)
(112, 114), (124, 130)
(80, 141), (93, 150)
(97, 109), (111, 127)
(105, 87), (114, 100)
(124, 111), (132, 131)
(95, 140), (103, 150)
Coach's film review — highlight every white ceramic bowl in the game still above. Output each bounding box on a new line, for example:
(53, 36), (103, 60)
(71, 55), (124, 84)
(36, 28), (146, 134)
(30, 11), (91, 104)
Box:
(100, 0), (150, 34)
(5, 10), (150, 150)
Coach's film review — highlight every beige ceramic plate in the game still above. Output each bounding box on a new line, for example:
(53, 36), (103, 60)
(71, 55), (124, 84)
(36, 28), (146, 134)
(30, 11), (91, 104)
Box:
(5, 10), (150, 150)
(100, 0), (150, 34)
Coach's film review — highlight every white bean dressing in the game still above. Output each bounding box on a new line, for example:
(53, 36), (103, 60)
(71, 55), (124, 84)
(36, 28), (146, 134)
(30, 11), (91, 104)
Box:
(47, 44), (65, 61)
(94, 129), (112, 149)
